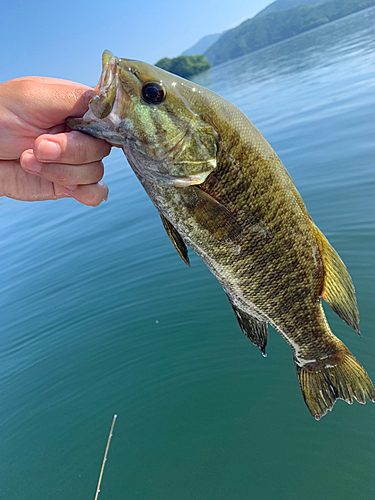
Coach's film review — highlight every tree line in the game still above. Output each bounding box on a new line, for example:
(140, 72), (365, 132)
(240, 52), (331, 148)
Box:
(205, 0), (375, 66)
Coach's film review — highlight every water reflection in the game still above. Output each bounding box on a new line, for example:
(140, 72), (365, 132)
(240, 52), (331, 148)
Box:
(1, 7), (375, 500)
(195, 7), (375, 95)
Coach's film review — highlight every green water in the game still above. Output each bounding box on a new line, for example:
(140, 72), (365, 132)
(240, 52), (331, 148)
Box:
(1, 8), (375, 499)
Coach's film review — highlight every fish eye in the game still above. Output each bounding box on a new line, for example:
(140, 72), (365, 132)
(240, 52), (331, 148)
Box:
(141, 82), (165, 104)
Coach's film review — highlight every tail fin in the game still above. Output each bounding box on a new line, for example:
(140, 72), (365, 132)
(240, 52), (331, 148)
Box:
(296, 347), (375, 420)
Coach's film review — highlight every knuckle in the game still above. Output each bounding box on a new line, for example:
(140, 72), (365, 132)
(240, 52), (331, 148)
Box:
(101, 141), (112, 158)
(93, 162), (105, 182)
(13, 80), (35, 96)
(64, 131), (88, 164)
(73, 138), (88, 164)
(65, 132), (111, 165)
(55, 168), (70, 185)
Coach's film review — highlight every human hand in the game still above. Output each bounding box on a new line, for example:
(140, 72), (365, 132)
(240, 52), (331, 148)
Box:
(0, 77), (110, 206)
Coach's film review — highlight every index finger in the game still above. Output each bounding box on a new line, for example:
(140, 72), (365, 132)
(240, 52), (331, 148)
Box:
(34, 131), (111, 165)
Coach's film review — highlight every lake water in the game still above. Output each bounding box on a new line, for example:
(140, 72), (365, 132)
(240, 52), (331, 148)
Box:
(1, 7), (375, 499)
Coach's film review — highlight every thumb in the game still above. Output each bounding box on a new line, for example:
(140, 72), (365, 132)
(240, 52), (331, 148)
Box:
(3, 77), (96, 130)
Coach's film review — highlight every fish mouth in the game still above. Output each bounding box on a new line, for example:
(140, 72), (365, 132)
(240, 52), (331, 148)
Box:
(66, 50), (131, 139)
(97, 50), (117, 93)
(89, 50), (129, 120)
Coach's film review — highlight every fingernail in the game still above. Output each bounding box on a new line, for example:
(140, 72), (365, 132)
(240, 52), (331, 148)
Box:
(21, 152), (42, 173)
(36, 140), (61, 161)
(99, 181), (109, 201)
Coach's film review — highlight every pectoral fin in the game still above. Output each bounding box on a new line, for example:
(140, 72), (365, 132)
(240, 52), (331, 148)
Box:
(160, 214), (190, 266)
(229, 300), (268, 356)
(185, 187), (243, 245)
(313, 225), (360, 335)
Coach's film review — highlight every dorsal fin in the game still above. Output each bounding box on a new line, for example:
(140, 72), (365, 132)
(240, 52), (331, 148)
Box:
(312, 225), (359, 335)
(160, 213), (190, 266)
(229, 300), (268, 356)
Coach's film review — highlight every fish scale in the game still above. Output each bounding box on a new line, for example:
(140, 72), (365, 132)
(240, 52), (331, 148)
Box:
(67, 50), (375, 420)
(199, 114), (323, 336)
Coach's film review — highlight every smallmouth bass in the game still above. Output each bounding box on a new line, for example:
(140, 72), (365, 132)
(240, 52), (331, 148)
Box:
(68, 50), (375, 420)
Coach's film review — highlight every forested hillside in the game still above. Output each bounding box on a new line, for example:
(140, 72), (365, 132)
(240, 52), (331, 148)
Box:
(255, 0), (325, 17)
(155, 55), (211, 78)
(205, 0), (375, 66)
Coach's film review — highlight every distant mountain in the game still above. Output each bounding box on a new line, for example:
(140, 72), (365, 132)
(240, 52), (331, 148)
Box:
(255, 0), (326, 17)
(182, 33), (223, 56)
(181, 0), (325, 58)
(205, 0), (375, 66)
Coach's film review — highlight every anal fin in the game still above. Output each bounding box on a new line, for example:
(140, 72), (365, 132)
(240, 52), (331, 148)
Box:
(160, 214), (190, 267)
(229, 301), (268, 356)
(312, 225), (360, 335)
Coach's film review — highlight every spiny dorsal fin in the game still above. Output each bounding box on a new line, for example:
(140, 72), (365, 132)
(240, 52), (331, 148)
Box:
(312, 225), (359, 335)
(160, 213), (190, 267)
(229, 300), (268, 356)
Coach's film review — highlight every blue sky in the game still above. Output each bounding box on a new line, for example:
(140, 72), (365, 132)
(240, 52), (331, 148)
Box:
(2, 0), (272, 86)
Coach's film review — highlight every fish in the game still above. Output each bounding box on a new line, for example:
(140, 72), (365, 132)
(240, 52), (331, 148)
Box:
(67, 50), (375, 420)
